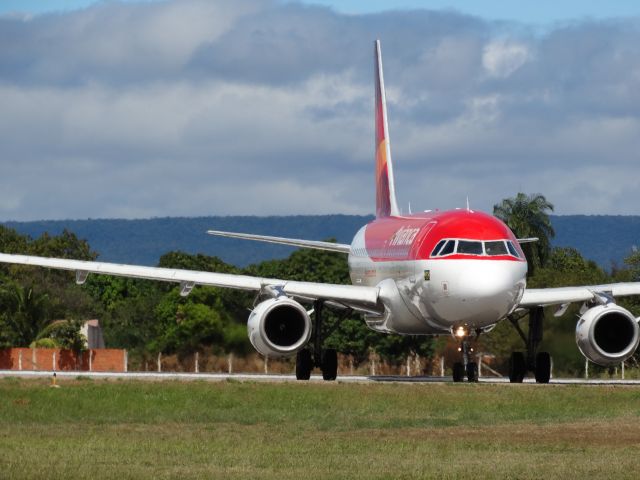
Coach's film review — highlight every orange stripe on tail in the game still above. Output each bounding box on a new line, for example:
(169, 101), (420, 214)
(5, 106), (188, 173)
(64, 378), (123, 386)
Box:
(374, 40), (399, 218)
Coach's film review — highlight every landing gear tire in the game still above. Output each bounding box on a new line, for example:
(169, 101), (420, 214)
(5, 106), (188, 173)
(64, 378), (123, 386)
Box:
(466, 362), (478, 383)
(509, 352), (526, 383)
(321, 349), (338, 381)
(534, 352), (551, 384)
(453, 362), (465, 383)
(296, 350), (312, 380)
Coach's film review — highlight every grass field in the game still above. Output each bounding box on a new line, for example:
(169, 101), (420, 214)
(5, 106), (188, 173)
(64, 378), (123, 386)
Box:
(1, 377), (640, 479)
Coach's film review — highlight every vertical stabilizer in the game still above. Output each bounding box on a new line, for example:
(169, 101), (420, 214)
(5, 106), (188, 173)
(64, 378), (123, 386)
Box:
(374, 40), (400, 218)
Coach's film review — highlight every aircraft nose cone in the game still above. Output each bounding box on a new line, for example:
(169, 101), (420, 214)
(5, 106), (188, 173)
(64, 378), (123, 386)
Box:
(458, 263), (515, 299)
(455, 261), (526, 320)
(426, 259), (526, 327)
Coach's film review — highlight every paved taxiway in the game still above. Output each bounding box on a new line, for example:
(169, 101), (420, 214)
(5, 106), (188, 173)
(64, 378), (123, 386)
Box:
(2, 370), (639, 385)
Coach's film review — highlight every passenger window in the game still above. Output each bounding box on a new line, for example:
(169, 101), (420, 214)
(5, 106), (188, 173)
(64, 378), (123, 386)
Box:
(439, 240), (455, 256)
(485, 241), (508, 256)
(507, 241), (521, 258)
(431, 240), (447, 257)
(457, 240), (483, 255)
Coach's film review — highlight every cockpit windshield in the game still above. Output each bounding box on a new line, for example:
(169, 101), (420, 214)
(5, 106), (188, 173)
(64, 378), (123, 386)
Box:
(485, 240), (508, 256)
(430, 239), (521, 258)
(439, 240), (456, 256)
(457, 240), (483, 255)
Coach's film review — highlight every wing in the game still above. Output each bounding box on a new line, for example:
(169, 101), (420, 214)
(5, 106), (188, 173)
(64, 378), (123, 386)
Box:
(520, 283), (640, 308)
(0, 253), (379, 311)
(207, 230), (351, 254)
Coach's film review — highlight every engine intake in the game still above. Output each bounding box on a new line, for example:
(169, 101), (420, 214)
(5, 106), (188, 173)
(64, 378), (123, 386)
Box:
(575, 304), (640, 366)
(247, 297), (312, 357)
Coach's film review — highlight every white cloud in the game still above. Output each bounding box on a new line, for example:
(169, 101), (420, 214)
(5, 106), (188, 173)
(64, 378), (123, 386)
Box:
(0, 1), (639, 220)
(482, 39), (531, 77)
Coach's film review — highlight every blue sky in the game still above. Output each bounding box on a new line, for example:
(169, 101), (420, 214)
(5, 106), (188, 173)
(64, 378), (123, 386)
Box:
(3, 0), (640, 24)
(1, 0), (640, 220)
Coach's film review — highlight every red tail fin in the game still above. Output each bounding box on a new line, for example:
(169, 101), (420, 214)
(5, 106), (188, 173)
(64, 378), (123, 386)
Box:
(374, 40), (400, 218)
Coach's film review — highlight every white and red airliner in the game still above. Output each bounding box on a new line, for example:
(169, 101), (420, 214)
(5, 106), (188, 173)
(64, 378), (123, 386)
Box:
(1, 41), (639, 383)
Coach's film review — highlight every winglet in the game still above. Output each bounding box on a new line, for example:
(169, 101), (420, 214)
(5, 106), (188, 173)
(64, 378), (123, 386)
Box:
(374, 40), (400, 218)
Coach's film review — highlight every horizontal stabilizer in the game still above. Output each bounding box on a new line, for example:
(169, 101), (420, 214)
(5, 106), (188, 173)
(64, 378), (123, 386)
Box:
(207, 230), (351, 254)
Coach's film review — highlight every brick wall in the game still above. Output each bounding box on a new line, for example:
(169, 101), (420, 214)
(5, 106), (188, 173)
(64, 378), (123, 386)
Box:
(0, 348), (126, 372)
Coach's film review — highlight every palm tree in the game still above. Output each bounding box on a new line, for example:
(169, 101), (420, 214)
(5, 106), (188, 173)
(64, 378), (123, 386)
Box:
(493, 193), (555, 274)
(0, 281), (51, 347)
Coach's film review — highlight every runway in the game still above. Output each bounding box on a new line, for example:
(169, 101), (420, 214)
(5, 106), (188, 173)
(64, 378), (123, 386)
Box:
(2, 370), (639, 385)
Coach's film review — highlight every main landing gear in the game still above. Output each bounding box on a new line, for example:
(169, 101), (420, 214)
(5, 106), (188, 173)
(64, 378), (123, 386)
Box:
(295, 300), (346, 381)
(452, 327), (479, 383)
(507, 307), (551, 384)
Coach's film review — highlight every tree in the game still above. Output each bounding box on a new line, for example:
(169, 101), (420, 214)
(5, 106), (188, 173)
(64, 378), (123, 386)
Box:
(0, 281), (51, 347)
(28, 229), (97, 260)
(32, 319), (87, 352)
(493, 193), (555, 274)
(0, 226), (29, 254)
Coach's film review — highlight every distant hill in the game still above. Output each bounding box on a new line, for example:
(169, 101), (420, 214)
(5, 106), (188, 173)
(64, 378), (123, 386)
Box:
(551, 215), (640, 269)
(3, 215), (639, 269)
(2, 215), (372, 267)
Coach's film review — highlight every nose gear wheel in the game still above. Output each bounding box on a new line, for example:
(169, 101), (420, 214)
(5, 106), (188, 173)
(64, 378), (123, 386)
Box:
(452, 332), (479, 383)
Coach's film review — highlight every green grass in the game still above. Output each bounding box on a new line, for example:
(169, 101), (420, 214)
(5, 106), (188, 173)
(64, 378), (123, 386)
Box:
(1, 378), (640, 479)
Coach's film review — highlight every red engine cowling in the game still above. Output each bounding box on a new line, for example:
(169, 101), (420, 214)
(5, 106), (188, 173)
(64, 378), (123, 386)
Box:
(575, 304), (640, 366)
(247, 297), (312, 358)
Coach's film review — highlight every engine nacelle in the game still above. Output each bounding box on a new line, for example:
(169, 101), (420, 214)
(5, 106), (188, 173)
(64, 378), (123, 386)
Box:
(247, 297), (312, 358)
(575, 304), (640, 366)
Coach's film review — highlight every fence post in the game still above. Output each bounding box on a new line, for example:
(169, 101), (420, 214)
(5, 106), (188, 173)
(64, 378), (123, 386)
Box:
(124, 351), (128, 373)
(349, 356), (354, 375)
(18, 350), (22, 371)
(89, 349), (92, 372)
(264, 356), (268, 374)
(195, 352), (199, 373)
(32, 348), (36, 370)
(440, 356), (445, 377)
(585, 359), (589, 379)
(157, 352), (162, 373)
(228, 353), (233, 374)
(52, 351), (56, 371)
(406, 356), (411, 376)
(622, 361), (625, 380)
(477, 353), (482, 378)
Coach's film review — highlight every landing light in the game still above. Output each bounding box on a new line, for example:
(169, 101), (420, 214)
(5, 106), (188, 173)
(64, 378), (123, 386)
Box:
(454, 326), (467, 338)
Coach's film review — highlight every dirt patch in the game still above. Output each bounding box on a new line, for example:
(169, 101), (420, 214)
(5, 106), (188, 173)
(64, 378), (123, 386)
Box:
(351, 417), (640, 447)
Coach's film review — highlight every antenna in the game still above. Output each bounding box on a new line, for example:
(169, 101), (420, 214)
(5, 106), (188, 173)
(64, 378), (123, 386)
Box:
(408, 202), (412, 214)
(466, 196), (470, 212)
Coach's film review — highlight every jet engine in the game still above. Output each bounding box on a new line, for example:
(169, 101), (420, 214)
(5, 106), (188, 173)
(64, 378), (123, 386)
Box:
(247, 297), (312, 358)
(575, 304), (640, 366)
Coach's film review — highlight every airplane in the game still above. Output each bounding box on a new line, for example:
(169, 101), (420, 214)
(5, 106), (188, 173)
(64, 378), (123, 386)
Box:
(1, 40), (639, 383)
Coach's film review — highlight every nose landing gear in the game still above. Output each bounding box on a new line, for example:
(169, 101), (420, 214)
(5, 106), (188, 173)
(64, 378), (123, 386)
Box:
(452, 327), (478, 383)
